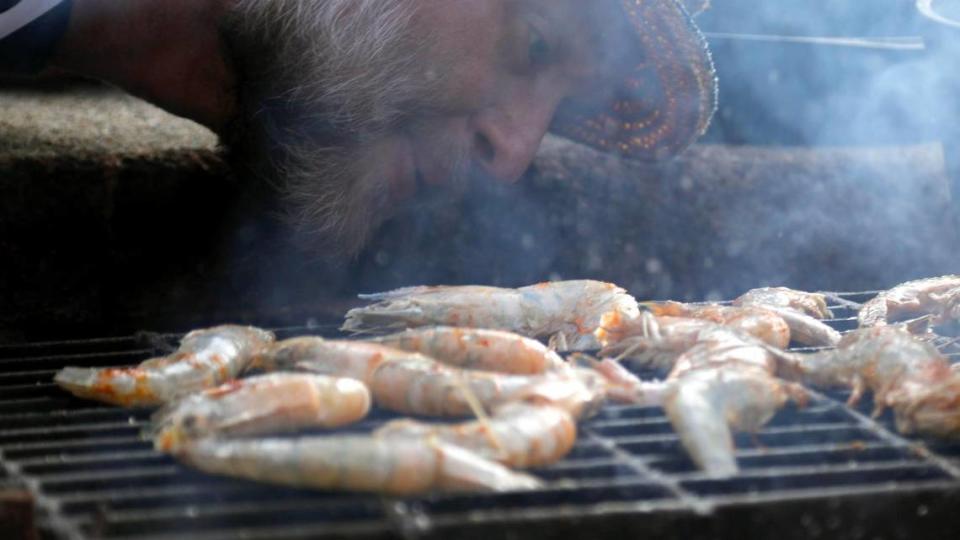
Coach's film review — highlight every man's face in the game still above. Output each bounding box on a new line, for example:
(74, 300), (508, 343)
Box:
(225, 0), (609, 257)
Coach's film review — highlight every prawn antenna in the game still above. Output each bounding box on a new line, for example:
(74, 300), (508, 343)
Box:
(639, 311), (662, 340)
(613, 340), (646, 363)
(548, 332), (569, 352)
(452, 375), (505, 456)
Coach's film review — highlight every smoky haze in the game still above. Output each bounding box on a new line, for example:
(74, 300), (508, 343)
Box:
(9, 0), (960, 340)
(337, 0), (959, 300)
(697, 0), (956, 148)
(199, 0), (960, 332)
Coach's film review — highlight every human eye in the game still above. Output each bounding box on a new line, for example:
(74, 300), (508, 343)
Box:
(527, 24), (552, 67)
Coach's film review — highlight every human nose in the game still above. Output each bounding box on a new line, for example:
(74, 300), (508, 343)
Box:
(469, 97), (555, 184)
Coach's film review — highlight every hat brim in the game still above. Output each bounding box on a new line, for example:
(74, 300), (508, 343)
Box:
(550, 0), (718, 161)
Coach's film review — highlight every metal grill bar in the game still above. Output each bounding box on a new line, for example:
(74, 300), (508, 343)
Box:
(1, 292), (959, 539)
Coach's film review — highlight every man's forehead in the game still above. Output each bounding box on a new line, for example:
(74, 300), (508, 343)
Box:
(537, 0), (639, 93)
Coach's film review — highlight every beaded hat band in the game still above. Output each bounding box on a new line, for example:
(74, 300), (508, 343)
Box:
(550, 0), (718, 161)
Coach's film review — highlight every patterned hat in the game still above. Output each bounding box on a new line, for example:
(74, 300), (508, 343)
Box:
(550, 0), (718, 161)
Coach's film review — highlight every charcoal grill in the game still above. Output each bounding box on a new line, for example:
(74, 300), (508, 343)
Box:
(2, 292), (960, 540)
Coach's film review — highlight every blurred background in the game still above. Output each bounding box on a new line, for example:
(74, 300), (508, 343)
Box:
(1, 0), (959, 341)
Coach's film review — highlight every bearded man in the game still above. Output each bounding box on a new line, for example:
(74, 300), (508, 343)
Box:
(1, 0), (717, 257)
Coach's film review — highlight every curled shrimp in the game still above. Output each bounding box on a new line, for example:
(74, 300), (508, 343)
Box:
(858, 275), (960, 329)
(756, 305), (841, 347)
(665, 364), (807, 477)
(376, 374), (606, 468)
(789, 326), (960, 437)
(54, 325), (275, 407)
(647, 302), (791, 348)
(371, 326), (568, 375)
(650, 300), (839, 348)
(597, 312), (728, 371)
(178, 436), (543, 495)
(734, 287), (833, 319)
(149, 373), (371, 453)
(732, 287), (841, 346)
(342, 280), (640, 351)
(597, 323), (806, 476)
(259, 337), (569, 417)
(662, 327), (808, 477)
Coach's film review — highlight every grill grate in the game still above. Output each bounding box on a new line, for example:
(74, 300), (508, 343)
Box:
(2, 293), (960, 539)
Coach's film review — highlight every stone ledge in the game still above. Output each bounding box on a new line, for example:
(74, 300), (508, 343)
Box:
(0, 85), (217, 160)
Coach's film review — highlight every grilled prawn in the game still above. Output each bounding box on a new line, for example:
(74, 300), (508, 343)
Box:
(734, 287), (833, 319)
(789, 326), (960, 437)
(259, 337), (569, 417)
(663, 327), (808, 477)
(377, 375), (606, 468)
(757, 305), (841, 347)
(734, 287), (840, 346)
(371, 326), (568, 375)
(150, 373), (371, 453)
(647, 302), (791, 348)
(858, 275), (960, 329)
(665, 363), (806, 476)
(342, 280), (640, 350)
(650, 298), (839, 348)
(598, 322), (806, 476)
(597, 312), (732, 371)
(179, 436), (543, 495)
(54, 325), (275, 407)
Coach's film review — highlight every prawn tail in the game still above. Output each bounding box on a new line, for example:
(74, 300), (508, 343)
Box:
(765, 306), (841, 347)
(665, 385), (739, 478)
(180, 437), (541, 494)
(53, 367), (99, 396)
(53, 366), (149, 406)
(433, 441), (544, 492)
(341, 306), (424, 333)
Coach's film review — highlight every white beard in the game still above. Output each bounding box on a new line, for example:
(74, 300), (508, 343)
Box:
(224, 0), (457, 257)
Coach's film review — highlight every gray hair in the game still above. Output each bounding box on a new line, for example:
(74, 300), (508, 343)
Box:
(222, 0), (456, 258)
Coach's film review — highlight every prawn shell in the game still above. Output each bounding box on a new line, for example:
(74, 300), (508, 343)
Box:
(649, 302), (791, 349)
(367, 357), (539, 417)
(373, 326), (567, 375)
(858, 275), (960, 328)
(263, 337), (560, 418)
(54, 325), (275, 407)
(734, 287), (833, 319)
(151, 373), (371, 452)
(664, 367), (793, 477)
(893, 376), (960, 437)
(343, 280), (640, 352)
(179, 437), (542, 495)
(258, 337), (405, 381)
(377, 403), (577, 469)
